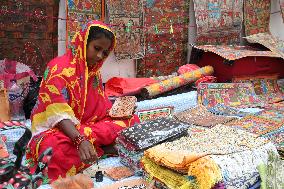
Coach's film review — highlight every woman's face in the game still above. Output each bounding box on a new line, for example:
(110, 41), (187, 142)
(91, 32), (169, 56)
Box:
(86, 36), (112, 67)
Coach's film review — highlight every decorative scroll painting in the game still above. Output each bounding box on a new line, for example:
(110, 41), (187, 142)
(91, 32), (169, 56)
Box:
(66, 0), (103, 47)
(244, 0), (271, 36)
(193, 45), (280, 60)
(245, 33), (284, 59)
(193, 0), (243, 45)
(280, 0), (284, 23)
(0, 0), (59, 76)
(107, 0), (145, 60)
(136, 0), (189, 77)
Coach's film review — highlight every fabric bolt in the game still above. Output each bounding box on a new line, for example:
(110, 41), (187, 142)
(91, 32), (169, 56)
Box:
(141, 66), (214, 98)
(107, 0), (145, 60)
(145, 125), (268, 173)
(137, 107), (174, 123)
(193, 45), (280, 61)
(226, 115), (283, 136)
(257, 151), (284, 189)
(0, 0), (59, 76)
(198, 83), (263, 108)
(206, 104), (251, 117)
(136, 91), (197, 114)
(280, 0), (284, 23)
(244, 0), (271, 36)
(136, 0), (189, 77)
(66, 0), (103, 47)
(174, 105), (236, 127)
(120, 117), (190, 151)
(193, 0), (243, 45)
(245, 32), (284, 59)
(210, 142), (277, 189)
(104, 166), (134, 181)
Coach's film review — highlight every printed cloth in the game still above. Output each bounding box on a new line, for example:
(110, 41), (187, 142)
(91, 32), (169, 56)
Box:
(244, 0), (271, 36)
(206, 104), (251, 117)
(262, 127), (284, 154)
(66, 0), (103, 47)
(226, 115), (283, 136)
(0, 0), (59, 76)
(193, 45), (280, 61)
(119, 117), (190, 151)
(193, 0), (243, 45)
(26, 21), (140, 182)
(197, 83), (263, 108)
(265, 101), (284, 111)
(97, 179), (148, 189)
(280, 0), (284, 23)
(0, 135), (9, 158)
(245, 32), (284, 59)
(210, 142), (277, 189)
(136, 0), (189, 77)
(232, 74), (284, 103)
(141, 66), (214, 98)
(145, 125), (268, 173)
(174, 105), (236, 128)
(107, 0), (145, 60)
(137, 107), (174, 123)
(278, 78), (284, 93)
(104, 166), (134, 181)
(258, 109), (284, 122)
(257, 151), (284, 189)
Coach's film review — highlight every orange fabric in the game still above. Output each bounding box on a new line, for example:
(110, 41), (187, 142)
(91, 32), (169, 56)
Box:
(105, 77), (157, 97)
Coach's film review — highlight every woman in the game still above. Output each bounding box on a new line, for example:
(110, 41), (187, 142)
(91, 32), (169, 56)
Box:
(26, 21), (139, 181)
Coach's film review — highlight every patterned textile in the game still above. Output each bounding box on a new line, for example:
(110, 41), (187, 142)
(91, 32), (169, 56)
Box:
(97, 179), (148, 189)
(245, 33), (284, 59)
(145, 125), (268, 173)
(119, 117), (190, 151)
(197, 83), (263, 108)
(258, 109), (284, 122)
(193, 0), (243, 45)
(174, 105), (236, 127)
(136, 0), (189, 77)
(0, 135), (9, 158)
(107, 0), (145, 60)
(280, 0), (284, 23)
(278, 78), (284, 93)
(66, 0), (103, 47)
(207, 104), (251, 117)
(266, 101), (284, 111)
(136, 91), (197, 114)
(137, 107), (174, 123)
(210, 142), (277, 189)
(232, 74), (284, 103)
(0, 0), (59, 76)
(226, 115), (283, 136)
(244, 0), (271, 36)
(104, 166), (134, 181)
(193, 45), (280, 61)
(262, 128), (284, 153)
(257, 151), (284, 189)
(141, 66), (214, 98)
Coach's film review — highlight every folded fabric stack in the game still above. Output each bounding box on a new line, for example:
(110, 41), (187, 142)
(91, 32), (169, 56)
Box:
(174, 105), (236, 128)
(206, 104), (252, 117)
(116, 118), (190, 175)
(141, 125), (277, 189)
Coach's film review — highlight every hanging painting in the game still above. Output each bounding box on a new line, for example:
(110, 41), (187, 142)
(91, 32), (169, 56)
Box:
(136, 0), (189, 77)
(244, 0), (271, 36)
(0, 0), (59, 76)
(107, 0), (145, 60)
(193, 0), (243, 45)
(66, 0), (103, 47)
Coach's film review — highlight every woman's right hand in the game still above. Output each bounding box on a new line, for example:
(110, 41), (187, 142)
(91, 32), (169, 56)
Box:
(78, 140), (98, 164)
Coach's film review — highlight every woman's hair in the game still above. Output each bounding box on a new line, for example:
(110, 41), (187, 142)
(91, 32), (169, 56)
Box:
(87, 26), (115, 46)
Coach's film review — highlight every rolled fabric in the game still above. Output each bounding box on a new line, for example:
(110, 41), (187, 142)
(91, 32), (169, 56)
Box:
(141, 66), (214, 98)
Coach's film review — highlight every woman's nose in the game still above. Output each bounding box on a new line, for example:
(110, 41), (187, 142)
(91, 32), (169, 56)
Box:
(97, 51), (103, 59)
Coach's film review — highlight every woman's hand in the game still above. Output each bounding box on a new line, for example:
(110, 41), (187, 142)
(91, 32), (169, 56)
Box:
(78, 140), (98, 164)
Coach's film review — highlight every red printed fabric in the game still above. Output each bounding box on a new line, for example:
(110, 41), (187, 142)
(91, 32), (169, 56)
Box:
(136, 0), (189, 77)
(193, 0), (243, 45)
(244, 0), (271, 36)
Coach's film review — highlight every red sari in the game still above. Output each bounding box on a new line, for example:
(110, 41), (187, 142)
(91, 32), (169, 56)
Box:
(26, 21), (139, 181)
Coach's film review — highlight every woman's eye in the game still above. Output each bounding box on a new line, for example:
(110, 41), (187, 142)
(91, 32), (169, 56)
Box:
(94, 46), (101, 51)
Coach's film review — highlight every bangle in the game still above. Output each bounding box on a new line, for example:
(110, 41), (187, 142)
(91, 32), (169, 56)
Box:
(72, 134), (87, 150)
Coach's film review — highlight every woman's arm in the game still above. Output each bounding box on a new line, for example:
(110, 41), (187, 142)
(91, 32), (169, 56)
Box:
(57, 119), (98, 164)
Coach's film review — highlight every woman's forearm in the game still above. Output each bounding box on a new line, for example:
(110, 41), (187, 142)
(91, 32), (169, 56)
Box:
(57, 119), (81, 140)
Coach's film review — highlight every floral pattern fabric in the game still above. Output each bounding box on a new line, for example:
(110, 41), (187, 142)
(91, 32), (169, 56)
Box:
(193, 0), (243, 45)
(244, 0), (271, 36)
(107, 0), (145, 60)
(137, 106), (174, 123)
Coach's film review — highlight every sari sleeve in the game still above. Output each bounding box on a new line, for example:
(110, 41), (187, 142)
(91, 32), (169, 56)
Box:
(31, 59), (80, 133)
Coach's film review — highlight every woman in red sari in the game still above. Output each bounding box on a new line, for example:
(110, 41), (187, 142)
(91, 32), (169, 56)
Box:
(26, 21), (139, 181)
